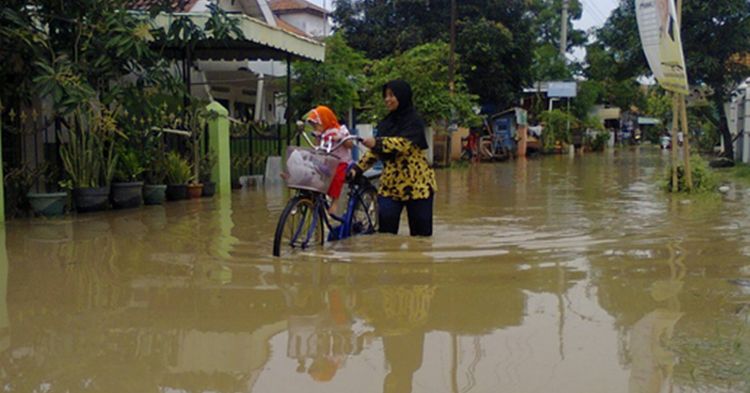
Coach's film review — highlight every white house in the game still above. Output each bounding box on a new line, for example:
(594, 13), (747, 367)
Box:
(133, 0), (330, 123)
(726, 78), (750, 163)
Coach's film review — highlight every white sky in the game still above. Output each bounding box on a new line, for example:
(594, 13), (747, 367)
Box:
(574, 0), (618, 31)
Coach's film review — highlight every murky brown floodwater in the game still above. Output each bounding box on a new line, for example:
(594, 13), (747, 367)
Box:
(2, 146), (750, 392)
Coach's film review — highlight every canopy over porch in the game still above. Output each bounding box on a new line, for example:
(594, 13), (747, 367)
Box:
(148, 12), (325, 62)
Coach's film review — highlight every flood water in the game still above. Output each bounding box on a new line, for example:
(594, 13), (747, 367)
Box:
(2, 146), (750, 393)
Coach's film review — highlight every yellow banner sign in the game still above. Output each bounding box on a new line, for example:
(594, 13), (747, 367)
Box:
(635, 0), (689, 94)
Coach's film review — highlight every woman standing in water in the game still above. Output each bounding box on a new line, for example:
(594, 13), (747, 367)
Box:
(349, 79), (437, 236)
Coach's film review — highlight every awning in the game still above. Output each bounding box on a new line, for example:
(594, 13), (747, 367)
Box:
(147, 12), (325, 62)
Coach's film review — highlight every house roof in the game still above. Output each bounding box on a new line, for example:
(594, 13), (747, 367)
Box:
(268, 0), (326, 17)
(146, 12), (325, 62)
(127, 0), (199, 12)
(274, 16), (308, 37)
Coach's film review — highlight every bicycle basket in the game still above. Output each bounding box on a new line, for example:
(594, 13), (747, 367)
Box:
(284, 146), (340, 193)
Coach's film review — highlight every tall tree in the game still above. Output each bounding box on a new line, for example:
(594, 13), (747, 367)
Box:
(595, 0), (750, 159)
(289, 34), (370, 121)
(332, 0), (539, 110)
(363, 42), (480, 127)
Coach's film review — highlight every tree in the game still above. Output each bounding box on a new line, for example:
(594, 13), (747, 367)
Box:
(595, 0), (750, 159)
(1, 0), (243, 117)
(571, 80), (606, 120)
(289, 34), (370, 121)
(361, 42), (480, 127)
(332, 0), (539, 110)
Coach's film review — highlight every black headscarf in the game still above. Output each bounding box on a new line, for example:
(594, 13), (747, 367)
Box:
(376, 80), (429, 150)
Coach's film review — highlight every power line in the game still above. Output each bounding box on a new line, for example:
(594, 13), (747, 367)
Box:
(578, 2), (606, 29)
(588, 0), (610, 21)
(580, 0), (607, 24)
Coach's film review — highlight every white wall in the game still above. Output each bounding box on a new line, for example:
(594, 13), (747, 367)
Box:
(280, 13), (328, 37)
(726, 79), (750, 163)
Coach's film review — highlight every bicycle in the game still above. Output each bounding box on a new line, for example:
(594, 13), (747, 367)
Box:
(272, 129), (379, 257)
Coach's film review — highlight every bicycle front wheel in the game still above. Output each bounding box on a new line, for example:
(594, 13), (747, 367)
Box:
(348, 185), (379, 236)
(273, 196), (323, 257)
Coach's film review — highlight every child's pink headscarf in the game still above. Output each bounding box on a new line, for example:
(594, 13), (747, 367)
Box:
(307, 106), (341, 131)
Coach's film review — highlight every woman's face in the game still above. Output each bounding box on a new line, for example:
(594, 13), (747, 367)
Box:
(384, 88), (399, 112)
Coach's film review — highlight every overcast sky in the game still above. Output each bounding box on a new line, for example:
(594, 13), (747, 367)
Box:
(574, 0), (618, 31)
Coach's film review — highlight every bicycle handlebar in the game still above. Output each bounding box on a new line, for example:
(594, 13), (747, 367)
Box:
(293, 120), (364, 155)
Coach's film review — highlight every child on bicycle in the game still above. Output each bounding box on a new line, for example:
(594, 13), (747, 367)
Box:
(305, 106), (354, 217)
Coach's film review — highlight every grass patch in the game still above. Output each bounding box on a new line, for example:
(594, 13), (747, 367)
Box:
(713, 162), (750, 187)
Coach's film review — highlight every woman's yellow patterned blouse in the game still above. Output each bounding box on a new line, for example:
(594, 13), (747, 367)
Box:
(354, 136), (437, 201)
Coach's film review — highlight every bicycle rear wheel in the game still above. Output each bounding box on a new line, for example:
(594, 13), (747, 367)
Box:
(273, 195), (323, 257)
(348, 185), (378, 236)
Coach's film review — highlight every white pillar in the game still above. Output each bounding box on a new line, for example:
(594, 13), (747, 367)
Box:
(254, 74), (265, 122)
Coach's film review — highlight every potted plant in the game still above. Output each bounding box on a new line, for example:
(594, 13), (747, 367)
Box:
(58, 106), (120, 213)
(164, 150), (193, 201)
(110, 147), (145, 209)
(199, 148), (218, 197)
(187, 137), (204, 199)
(142, 128), (168, 205)
(26, 163), (68, 218)
(5, 162), (67, 218)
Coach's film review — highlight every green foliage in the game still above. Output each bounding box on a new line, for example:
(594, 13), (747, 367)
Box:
(712, 162), (750, 188)
(532, 44), (573, 82)
(591, 2), (647, 82)
(143, 129), (168, 185)
(3, 163), (52, 218)
(2, 0), (241, 123)
(199, 148), (218, 183)
(539, 109), (579, 149)
(59, 106), (121, 188)
(645, 90), (672, 128)
(115, 148), (145, 182)
(164, 151), (193, 185)
(332, 0), (540, 109)
(572, 80), (606, 120)
(596, 0), (750, 159)
(663, 154), (718, 194)
(581, 115), (604, 131)
(588, 130), (610, 152)
(455, 14), (536, 107)
(362, 42), (480, 128)
(289, 34), (369, 120)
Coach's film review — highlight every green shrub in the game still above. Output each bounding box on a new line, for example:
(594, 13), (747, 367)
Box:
(663, 154), (717, 193)
(164, 151), (193, 185)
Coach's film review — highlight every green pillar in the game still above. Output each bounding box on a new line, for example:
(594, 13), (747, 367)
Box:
(0, 112), (5, 223)
(206, 101), (231, 196)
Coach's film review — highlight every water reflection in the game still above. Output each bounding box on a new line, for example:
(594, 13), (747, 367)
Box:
(628, 243), (685, 393)
(263, 258), (580, 392)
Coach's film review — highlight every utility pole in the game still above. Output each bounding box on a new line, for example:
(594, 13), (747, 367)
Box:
(560, 0), (569, 59)
(449, 0), (456, 95)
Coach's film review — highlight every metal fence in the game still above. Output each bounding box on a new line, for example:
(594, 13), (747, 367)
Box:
(1, 107), (300, 218)
(229, 119), (295, 186)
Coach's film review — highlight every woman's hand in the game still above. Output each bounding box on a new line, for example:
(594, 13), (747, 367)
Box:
(347, 168), (358, 181)
(362, 137), (376, 149)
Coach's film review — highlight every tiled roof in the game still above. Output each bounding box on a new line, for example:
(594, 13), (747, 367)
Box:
(127, 0), (199, 12)
(274, 16), (308, 37)
(268, 0), (326, 16)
